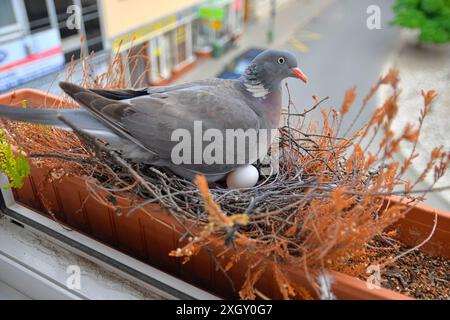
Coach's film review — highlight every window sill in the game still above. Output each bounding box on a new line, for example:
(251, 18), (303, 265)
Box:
(0, 176), (218, 300)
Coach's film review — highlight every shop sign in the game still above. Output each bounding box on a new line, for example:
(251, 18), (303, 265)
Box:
(198, 6), (225, 20)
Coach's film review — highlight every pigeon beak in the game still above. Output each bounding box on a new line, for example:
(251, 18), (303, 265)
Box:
(291, 68), (308, 83)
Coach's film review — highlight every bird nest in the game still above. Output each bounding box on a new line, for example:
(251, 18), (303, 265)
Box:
(1, 50), (448, 299)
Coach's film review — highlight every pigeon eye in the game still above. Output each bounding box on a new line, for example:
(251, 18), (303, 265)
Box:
(277, 57), (285, 64)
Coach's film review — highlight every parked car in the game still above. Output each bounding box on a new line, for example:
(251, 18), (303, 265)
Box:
(217, 48), (266, 79)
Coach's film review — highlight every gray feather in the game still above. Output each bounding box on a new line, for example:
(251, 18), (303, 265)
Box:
(0, 105), (105, 130)
(0, 49), (304, 182)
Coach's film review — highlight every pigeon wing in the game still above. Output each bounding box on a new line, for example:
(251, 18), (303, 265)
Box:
(88, 88), (149, 100)
(59, 82), (155, 153)
(59, 81), (260, 163)
(88, 78), (229, 99)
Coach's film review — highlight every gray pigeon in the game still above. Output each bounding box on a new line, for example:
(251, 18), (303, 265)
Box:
(0, 49), (307, 182)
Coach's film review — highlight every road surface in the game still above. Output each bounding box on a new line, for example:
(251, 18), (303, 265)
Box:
(282, 0), (448, 210)
(283, 0), (398, 134)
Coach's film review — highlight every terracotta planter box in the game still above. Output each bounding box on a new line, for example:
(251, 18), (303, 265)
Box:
(1, 89), (449, 300)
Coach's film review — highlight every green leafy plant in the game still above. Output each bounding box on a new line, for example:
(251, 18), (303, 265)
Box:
(391, 0), (450, 44)
(0, 130), (30, 189)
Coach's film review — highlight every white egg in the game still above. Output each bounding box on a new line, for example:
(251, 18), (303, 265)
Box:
(227, 165), (259, 189)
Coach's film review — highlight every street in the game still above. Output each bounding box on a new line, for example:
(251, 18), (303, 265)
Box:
(282, 0), (449, 210)
(283, 0), (398, 134)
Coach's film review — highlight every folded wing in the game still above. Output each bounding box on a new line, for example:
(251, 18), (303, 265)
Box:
(59, 81), (260, 166)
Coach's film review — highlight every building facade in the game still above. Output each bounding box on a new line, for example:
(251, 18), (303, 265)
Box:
(194, 0), (244, 58)
(101, 0), (245, 86)
(0, 0), (104, 92)
(245, 0), (293, 22)
(102, 0), (203, 86)
(0, 0), (268, 91)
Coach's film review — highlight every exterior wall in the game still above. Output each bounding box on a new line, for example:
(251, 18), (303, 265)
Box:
(100, 0), (245, 85)
(100, 0), (205, 41)
(0, 0), (246, 90)
(0, 0), (65, 92)
(194, 0), (244, 57)
(101, 3), (201, 86)
(0, 0), (105, 64)
(246, 0), (293, 22)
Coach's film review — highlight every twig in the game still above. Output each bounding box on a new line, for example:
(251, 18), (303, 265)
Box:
(29, 153), (95, 164)
(380, 211), (438, 269)
(282, 96), (330, 118)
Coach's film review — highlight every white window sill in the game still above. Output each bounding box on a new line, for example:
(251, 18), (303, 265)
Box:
(0, 216), (164, 299)
(0, 280), (30, 300)
(0, 175), (218, 300)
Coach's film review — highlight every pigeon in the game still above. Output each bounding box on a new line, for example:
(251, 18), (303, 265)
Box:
(0, 49), (307, 182)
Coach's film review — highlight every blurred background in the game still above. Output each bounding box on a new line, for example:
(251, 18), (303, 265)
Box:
(0, 0), (396, 93)
(0, 0), (448, 209)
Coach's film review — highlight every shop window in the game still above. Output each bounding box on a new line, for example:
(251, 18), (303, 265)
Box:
(149, 36), (172, 83)
(192, 19), (212, 51)
(164, 32), (174, 76)
(128, 43), (150, 87)
(24, 0), (51, 33)
(175, 25), (187, 65)
(149, 38), (161, 83)
(216, 4), (230, 41)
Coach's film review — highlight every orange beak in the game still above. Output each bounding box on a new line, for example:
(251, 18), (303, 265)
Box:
(291, 68), (308, 83)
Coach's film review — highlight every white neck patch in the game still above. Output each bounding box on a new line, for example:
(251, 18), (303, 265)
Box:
(244, 82), (270, 99)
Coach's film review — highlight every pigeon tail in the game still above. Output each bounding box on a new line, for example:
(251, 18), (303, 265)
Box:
(0, 104), (66, 127)
(59, 82), (105, 103)
(59, 81), (161, 158)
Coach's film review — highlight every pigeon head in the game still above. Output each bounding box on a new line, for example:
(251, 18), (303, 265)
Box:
(240, 49), (308, 99)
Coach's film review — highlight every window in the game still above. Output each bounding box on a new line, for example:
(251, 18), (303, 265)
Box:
(8, 0), (104, 62)
(193, 18), (212, 51)
(0, 0), (16, 28)
(216, 4), (230, 40)
(83, 11), (103, 53)
(87, 41), (102, 54)
(24, 0), (51, 33)
(149, 36), (172, 83)
(64, 48), (82, 62)
(79, 0), (104, 54)
(84, 17), (101, 40)
(0, 0), (18, 32)
(55, 0), (83, 62)
(81, 0), (98, 14)
(51, 0), (104, 61)
(128, 43), (150, 87)
(175, 25), (187, 65)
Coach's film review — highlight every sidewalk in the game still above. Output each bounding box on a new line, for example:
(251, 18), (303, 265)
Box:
(173, 0), (335, 84)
